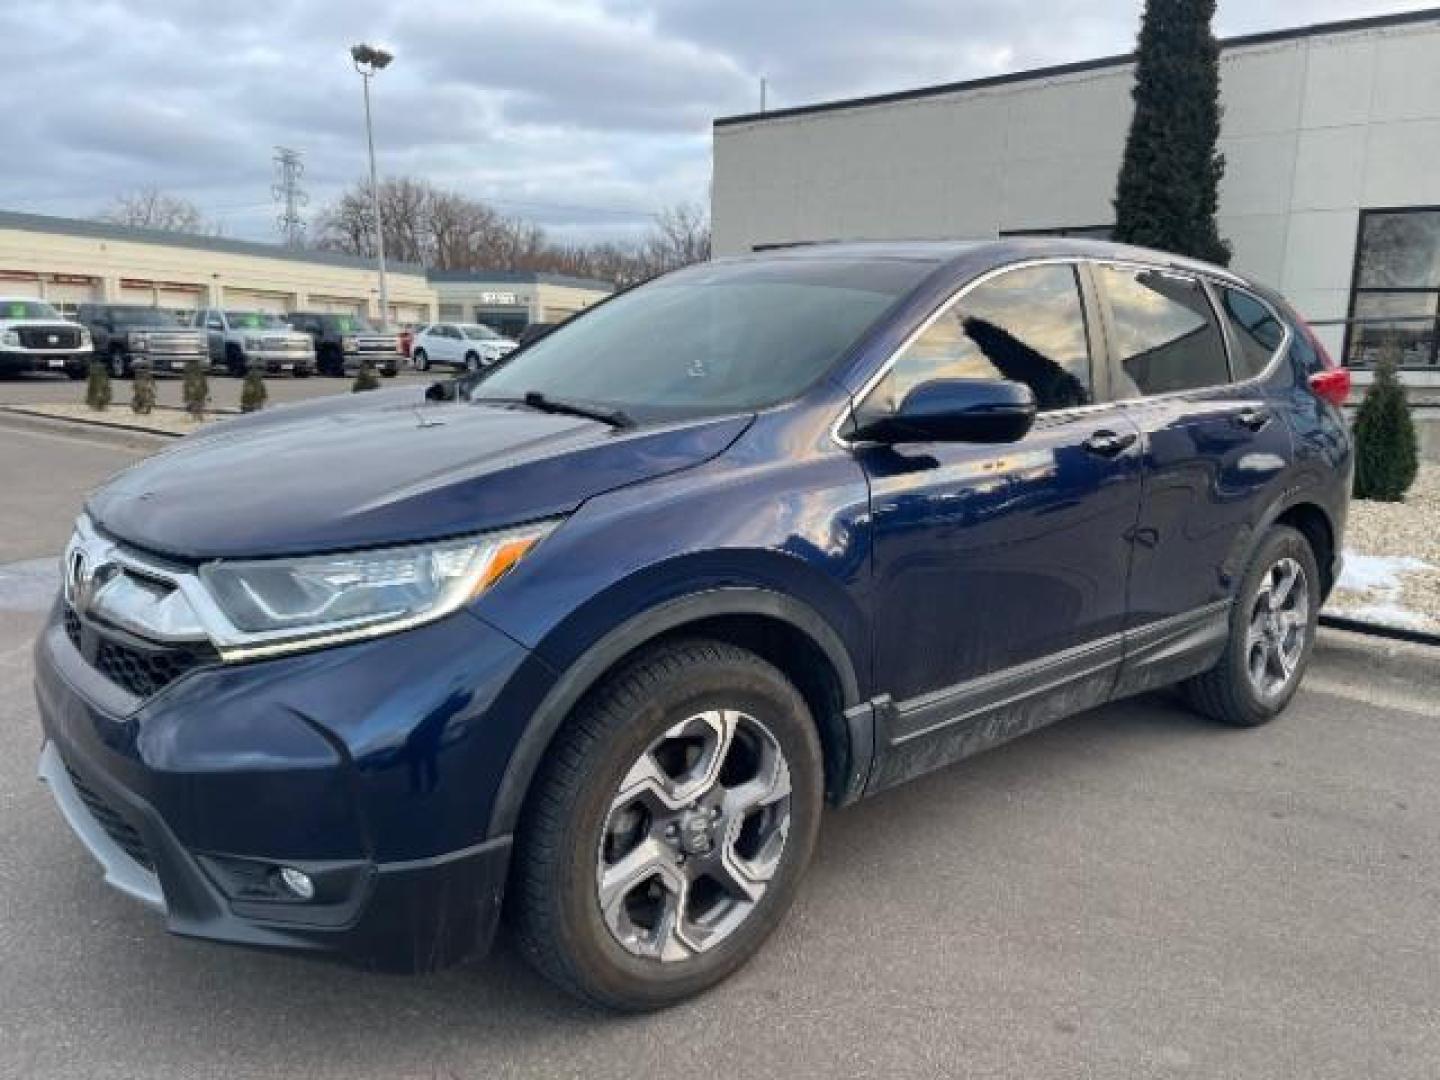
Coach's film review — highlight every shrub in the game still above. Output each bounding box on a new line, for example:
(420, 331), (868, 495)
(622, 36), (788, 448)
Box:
(130, 367), (156, 415)
(353, 359), (380, 392)
(240, 366), (268, 413)
(85, 359), (111, 412)
(1352, 342), (1419, 502)
(182, 357), (209, 420)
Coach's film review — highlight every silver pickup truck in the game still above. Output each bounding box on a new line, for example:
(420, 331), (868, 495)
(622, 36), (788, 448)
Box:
(193, 308), (316, 377)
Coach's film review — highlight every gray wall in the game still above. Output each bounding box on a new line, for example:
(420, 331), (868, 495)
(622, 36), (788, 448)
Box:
(712, 16), (1440, 360)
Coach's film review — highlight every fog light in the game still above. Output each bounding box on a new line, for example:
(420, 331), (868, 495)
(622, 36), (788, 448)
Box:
(277, 866), (315, 900)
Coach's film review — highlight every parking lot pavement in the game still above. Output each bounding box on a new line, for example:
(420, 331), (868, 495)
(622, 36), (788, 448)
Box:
(3, 424), (1438, 1079)
(0, 369), (436, 412)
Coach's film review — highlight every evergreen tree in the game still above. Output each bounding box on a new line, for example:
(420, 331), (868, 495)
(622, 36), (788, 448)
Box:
(85, 359), (111, 411)
(1352, 342), (1419, 502)
(130, 367), (156, 415)
(1113, 0), (1230, 265)
(182, 357), (209, 420)
(240, 366), (268, 412)
(352, 359), (381, 392)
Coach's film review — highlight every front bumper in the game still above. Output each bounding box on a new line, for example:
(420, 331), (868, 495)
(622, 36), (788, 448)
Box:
(33, 602), (553, 972)
(135, 352), (208, 372)
(244, 349), (316, 373)
(0, 348), (91, 374)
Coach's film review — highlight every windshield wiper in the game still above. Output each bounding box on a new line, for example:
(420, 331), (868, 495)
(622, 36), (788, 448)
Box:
(514, 391), (633, 429)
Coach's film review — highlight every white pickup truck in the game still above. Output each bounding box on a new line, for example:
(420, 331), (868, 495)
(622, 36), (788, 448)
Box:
(0, 297), (93, 379)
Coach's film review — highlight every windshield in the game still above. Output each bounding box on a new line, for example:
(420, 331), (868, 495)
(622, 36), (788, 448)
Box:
(462, 324), (503, 340)
(108, 306), (177, 326)
(330, 314), (375, 333)
(226, 311), (289, 329)
(3, 299), (60, 320)
(477, 256), (936, 419)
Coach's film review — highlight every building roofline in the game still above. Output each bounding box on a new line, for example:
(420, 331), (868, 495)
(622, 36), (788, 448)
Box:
(714, 6), (1440, 128)
(0, 209), (428, 275)
(426, 269), (615, 291)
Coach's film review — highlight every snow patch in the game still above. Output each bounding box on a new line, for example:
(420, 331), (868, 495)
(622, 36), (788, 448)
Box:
(1330, 551), (1437, 632)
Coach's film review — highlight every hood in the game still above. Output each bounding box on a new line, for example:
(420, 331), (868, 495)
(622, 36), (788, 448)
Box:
(88, 393), (752, 559)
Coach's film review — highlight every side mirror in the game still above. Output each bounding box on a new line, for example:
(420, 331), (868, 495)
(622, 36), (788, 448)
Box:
(850, 378), (1037, 444)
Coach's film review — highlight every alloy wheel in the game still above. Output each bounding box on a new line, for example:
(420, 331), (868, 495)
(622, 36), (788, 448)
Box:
(1245, 556), (1309, 701)
(596, 709), (792, 962)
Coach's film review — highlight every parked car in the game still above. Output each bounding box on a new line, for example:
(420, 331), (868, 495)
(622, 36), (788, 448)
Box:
(35, 239), (1351, 1011)
(284, 312), (400, 377)
(192, 308), (316, 377)
(0, 296), (91, 378)
(76, 303), (207, 378)
(411, 322), (517, 372)
(517, 321), (557, 347)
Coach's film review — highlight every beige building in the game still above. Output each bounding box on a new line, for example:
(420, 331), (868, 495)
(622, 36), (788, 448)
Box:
(0, 210), (436, 324)
(713, 8), (1440, 382)
(429, 271), (614, 338)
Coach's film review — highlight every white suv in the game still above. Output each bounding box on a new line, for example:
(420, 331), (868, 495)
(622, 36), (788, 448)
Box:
(411, 323), (517, 373)
(0, 297), (93, 379)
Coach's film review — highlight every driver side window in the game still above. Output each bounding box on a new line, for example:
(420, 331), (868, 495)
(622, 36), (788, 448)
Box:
(862, 264), (1094, 419)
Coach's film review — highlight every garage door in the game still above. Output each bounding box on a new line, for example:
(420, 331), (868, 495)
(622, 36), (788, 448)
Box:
(226, 289), (290, 314)
(310, 295), (365, 315)
(0, 272), (43, 299)
(390, 303), (427, 324)
(158, 287), (203, 315)
(45, 277), (100, 309)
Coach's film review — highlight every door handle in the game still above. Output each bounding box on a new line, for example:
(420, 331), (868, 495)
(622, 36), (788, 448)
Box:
(1234, 406), (1272, 432)
(1081, 429), (1138, 457)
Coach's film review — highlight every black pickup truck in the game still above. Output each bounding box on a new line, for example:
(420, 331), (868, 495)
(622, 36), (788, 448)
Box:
(76, 304), (209, 378)
(284, 312), (401, 377)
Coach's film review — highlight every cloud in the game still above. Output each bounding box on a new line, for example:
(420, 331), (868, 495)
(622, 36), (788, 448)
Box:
(0, 0), (1432, 243)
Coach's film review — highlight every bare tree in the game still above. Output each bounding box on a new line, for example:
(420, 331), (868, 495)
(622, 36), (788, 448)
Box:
(97, 187), (214, 234)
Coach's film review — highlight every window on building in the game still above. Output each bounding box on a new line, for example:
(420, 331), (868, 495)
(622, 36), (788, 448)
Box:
(863, 263), (1093, 416)
(1097, 266), (1230, 396)
(1217, 286), (1285, 380)
(1346, 208), (1440, 368)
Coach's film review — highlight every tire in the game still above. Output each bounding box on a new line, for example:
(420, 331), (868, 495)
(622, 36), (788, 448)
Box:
(464, 351), (480, 373)
(319, 348), (343, 377)
(413, 348), (430, 372)
(513, 639), (823, 1011)
(381, 365), (397, 378)
(294, 365), (312, 379)
(109, 348), (129, 380)
(1182, 525), (1320, 727)
(65, 364), (86, 381)
(224, 345), (247, 378)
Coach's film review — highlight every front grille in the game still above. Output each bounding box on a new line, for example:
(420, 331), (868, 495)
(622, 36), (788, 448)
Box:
(17, 325), (81, 349)
(263, 336), (310, 352)
(63, 604), (217, 699)
(143, 335), (204, 355)
(355, 338), (398, 354)
(64, 762), (154, 872)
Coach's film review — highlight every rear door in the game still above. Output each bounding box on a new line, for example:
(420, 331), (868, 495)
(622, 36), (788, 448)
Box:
(854, 261), (1145, 782)
(1092, 263), (1296, 695)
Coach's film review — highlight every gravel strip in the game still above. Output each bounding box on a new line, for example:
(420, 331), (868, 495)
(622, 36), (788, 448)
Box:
(1330, 462), (1440, 631)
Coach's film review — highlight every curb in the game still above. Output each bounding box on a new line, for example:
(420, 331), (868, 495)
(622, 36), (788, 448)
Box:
(1310, 624), (1438, 713)
(0, 406), (180, 447)
(1319, 612), (1440, 649)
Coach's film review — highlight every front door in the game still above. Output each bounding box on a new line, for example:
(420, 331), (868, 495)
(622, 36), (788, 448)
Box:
(853, 262), (1144, 785)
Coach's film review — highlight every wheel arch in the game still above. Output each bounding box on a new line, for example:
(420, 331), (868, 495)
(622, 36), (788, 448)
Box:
(1267, 498), (1339, 601)
(487, 588), (866, 840)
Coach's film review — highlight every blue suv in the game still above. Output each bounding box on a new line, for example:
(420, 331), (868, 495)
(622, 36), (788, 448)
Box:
(35, 240), (1352, 1010)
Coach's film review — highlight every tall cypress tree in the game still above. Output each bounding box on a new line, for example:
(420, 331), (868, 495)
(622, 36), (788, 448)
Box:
(1112, 0), (1230, 265)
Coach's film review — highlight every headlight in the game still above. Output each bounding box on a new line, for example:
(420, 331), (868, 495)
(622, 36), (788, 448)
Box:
(245, 335), (263, 350)
(341, 335), (358, 353)
(129, 332), (150, 350)
(79, 328), (93, 347)
(198, 520), (558, 659)
(1, 330), (17, 347)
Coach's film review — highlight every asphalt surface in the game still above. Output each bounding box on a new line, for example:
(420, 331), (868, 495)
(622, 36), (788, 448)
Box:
(1, 416), (1438, 1079)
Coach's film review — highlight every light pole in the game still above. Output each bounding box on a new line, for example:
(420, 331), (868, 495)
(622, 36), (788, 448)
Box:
(350, 43), (393, 328)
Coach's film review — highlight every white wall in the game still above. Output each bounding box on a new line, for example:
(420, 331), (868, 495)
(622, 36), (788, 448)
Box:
(713, 17), (1440, 358)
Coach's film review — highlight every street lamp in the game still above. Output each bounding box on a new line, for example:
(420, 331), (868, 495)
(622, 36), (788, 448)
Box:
(351, 43), (393, 329)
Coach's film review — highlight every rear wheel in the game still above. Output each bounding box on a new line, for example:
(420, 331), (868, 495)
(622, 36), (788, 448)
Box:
(413, 348), (430, 372)
(513, 639), (823, 1011)
(464, 351), (480, 373)
(109, 347), (129, 379)
(224, 345), (247, 378)
(1182, 525), (1320, 727)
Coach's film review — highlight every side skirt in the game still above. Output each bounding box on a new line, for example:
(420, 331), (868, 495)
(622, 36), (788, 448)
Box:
(860, 601), (1232, 797)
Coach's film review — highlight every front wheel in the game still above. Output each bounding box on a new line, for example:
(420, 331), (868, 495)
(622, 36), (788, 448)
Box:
(513, 639), (823, 1011)
(1182, 525), (1320, 727)
(464, 351), (480, 373)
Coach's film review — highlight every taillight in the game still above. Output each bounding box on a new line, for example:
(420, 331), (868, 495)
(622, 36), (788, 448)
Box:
(1296, 318), (1351, 407)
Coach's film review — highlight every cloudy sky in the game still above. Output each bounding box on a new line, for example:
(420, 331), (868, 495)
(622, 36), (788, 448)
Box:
(0, 0), (1430, 245)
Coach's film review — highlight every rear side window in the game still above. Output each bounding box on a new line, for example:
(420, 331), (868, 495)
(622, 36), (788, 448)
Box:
(1099, 266), (1230, 396)
(866, 264), (1093, 415)
(1217, 287), (1285, 380)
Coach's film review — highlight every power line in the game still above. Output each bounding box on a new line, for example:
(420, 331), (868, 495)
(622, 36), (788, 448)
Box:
(271, 147), (309, 246)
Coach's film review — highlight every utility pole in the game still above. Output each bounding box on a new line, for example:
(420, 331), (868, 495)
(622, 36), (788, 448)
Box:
(350, 43), (394, 327)
(760, 76), (768, 113)
(272, 146), (308, 247)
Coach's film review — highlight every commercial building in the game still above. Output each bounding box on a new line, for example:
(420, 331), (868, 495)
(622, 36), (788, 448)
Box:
(713, 7), (1440, 378)
(0, 210), (436, 324)
(428, 270), (614, 338)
